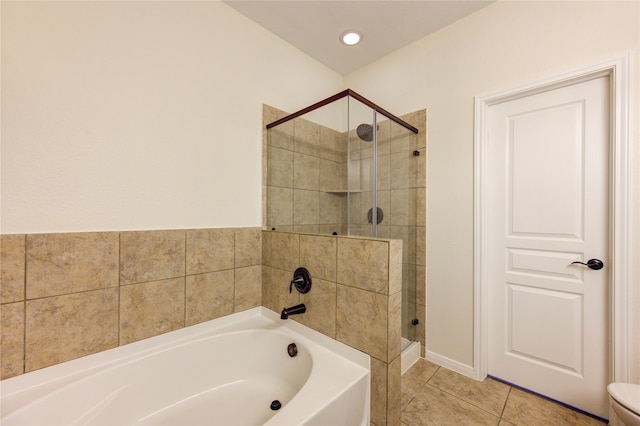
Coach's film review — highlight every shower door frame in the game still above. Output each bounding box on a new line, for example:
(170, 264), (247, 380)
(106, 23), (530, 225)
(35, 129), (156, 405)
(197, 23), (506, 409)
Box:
(265, 89), (418, 238)
(265, 89), (419, 134)
(264, 92), (424, 349)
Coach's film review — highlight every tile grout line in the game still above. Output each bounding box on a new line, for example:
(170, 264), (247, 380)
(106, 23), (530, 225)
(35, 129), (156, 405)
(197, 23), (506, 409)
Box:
(410, 365), (504, 423)
(499, 386), (513, 423)
(434, 383), (504, 421)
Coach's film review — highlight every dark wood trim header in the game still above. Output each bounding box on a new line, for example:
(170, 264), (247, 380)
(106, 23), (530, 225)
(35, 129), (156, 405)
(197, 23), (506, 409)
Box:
(265, 89), (419, 134)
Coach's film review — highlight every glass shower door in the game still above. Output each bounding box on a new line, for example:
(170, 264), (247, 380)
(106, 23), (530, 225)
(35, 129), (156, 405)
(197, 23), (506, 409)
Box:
(347, 98), (377, 237)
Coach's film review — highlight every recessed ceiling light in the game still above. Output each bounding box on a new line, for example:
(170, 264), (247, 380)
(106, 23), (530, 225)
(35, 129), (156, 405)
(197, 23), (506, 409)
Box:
(340, 30), (362, 46)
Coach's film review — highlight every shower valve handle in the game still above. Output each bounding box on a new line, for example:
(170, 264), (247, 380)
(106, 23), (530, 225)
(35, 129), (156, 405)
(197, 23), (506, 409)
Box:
(290, 277), (305, 293)
(289, 267), (312, 294)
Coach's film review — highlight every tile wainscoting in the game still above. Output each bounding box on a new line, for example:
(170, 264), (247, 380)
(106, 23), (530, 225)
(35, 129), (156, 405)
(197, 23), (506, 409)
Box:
(0, 228), (262, 377)
(1, 228), (403, 425)
(263, 230), (402, 426)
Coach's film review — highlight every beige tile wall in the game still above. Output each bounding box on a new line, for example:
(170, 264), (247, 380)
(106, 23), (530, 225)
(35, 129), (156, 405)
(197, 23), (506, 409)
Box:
(2, 227), (403, 425)
(0, 228), (262, 378)
(262, 230), (402, 426)
(265, 106), (347, 235)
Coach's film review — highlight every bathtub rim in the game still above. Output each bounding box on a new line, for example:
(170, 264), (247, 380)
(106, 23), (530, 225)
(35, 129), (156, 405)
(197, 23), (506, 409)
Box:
(1, 307), (371, 425)
(1, 307), (369, 390)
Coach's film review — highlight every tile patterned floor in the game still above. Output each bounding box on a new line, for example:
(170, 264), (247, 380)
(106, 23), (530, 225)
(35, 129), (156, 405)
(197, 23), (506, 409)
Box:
(401, 359), (607, 425)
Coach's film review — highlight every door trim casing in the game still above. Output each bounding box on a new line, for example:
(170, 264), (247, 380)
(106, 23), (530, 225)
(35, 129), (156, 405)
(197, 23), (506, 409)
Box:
(473, 54), (631, 383)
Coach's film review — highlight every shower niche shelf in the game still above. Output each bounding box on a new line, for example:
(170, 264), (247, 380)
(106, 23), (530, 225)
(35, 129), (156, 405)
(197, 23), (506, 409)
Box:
(323, 189), (364, 195)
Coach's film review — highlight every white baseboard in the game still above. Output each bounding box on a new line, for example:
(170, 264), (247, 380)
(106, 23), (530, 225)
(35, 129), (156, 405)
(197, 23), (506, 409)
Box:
(425, 350), (478, 380)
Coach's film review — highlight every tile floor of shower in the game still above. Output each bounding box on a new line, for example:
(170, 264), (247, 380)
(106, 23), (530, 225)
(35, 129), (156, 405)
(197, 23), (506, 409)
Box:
(401, 359), (607, 425)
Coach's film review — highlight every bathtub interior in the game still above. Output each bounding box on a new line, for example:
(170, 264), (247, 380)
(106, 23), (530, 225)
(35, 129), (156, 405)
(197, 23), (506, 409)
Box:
(1, 307), (370, 426)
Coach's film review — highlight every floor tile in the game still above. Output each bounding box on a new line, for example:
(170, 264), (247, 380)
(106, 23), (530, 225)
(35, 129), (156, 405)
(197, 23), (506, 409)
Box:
(402, 384), (500, 426)
(501, 388), (605, 426)
(400, 361), (607, 426)
(428, 368), (510, 416)
(406, 358), (441, 382)
(402, 359), (441, 410)
(402, 372), (426, 411)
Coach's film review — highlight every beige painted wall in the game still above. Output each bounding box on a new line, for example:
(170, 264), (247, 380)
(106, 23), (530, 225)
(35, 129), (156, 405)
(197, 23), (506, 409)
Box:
(345, 0), (640, 381)
(1, 1), (342, 233)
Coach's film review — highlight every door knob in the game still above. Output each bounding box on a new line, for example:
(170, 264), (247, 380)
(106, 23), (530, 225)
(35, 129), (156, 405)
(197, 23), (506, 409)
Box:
(571, 259), (604, 270)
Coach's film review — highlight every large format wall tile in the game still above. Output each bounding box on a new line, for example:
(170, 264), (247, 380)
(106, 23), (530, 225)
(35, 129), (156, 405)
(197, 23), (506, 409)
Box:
(389, 226), (414, 265)
(388, 292), (402, 362)
(266, 114), (293, 151)
(1, 234), (25, 303)
(293, 117), (320, 157)
(318, 193), (342, 229)
(267, 187), (293, 226)
(270, 232), (299, 272)
(120, 230), (185, 285)
(390, 188), (416, 226)
(336, 284), (388, 362)
(337, 237), (390, 294)
(416, 227), (426, 266)
(319, 126), (345, 163)
(119, 278), (185, 345)
(371, 357), (388, 426)
(261, 230), (272, 266)
(388, 355), (402, 426)
(265, 105), (345, 233)
(416, 188), (426, 227)
(389, 239), (403, 296)
(268, 267), (300, 313)
(234, 265), (262, 312)
(299, 234), (337, 282)
(235, 228), (262, 267)
(185, 270), (234, 326)
(3, 227), (263, 380)
(299, 277), (337, 338)
(26, 232), (118, 298)
(1, 302), (24, 378)
(186, 228), (234, 274)
(261, 266), (274, 311)
(25, 288), (118, 372)
(294, 153), (319, 191)
(293, 189), (319, 225)
(318, 159), (344, 191)
(267, 146), (293, 188)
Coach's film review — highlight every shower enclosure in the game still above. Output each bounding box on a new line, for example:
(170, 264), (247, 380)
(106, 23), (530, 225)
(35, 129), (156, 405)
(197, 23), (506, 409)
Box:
(265, 89), (425, 355)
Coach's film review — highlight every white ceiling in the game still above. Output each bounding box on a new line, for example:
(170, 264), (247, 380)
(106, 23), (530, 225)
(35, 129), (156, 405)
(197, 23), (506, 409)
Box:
(223, 1), (494, 75)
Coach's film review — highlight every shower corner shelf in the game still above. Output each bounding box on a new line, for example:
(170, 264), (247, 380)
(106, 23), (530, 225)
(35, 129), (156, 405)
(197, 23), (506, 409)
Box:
(323, 189), (363, 195)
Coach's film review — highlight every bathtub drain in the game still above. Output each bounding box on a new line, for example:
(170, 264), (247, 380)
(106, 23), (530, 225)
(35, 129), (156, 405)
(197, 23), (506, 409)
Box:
(270, 400), (282, 411)
(287, 343), (298, 357)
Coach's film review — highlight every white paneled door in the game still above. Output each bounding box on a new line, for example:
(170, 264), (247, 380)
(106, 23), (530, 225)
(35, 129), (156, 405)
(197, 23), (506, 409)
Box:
(486, 76), (610, 418)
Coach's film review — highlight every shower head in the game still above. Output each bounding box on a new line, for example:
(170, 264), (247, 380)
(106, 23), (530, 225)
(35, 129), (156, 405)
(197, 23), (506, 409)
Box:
(356, 123), (378, 142)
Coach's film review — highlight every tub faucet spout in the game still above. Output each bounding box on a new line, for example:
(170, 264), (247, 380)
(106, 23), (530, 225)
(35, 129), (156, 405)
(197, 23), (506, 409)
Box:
(280, 303), (306, 320)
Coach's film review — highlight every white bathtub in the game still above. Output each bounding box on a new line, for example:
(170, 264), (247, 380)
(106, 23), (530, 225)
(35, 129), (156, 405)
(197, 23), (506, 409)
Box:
(1, 307), (370, 425)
